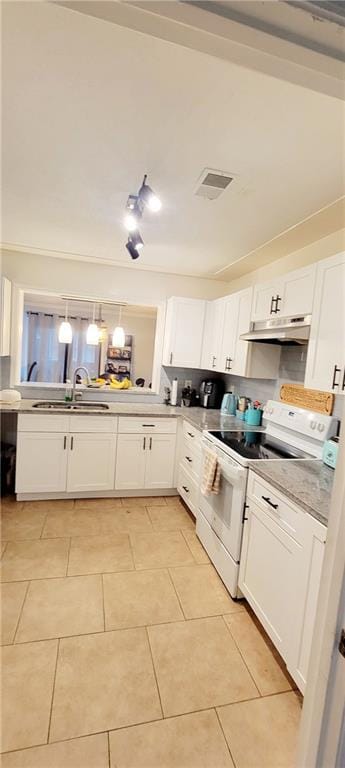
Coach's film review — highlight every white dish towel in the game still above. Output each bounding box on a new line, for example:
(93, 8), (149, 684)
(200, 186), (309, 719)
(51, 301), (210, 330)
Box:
(201, 449), (221, 496)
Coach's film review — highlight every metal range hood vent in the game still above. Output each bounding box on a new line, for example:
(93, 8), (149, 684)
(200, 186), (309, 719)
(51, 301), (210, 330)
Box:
(240, 315), (311, 345)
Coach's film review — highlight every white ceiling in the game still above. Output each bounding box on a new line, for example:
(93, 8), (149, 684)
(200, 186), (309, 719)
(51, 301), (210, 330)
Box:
(2, 1), (345, 278)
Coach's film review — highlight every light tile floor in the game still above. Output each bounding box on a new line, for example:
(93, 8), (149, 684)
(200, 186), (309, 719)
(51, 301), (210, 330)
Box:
(1, 495), (302, 767)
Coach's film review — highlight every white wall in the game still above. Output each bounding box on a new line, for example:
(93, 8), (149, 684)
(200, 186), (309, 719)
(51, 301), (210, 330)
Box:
(0, 249), (229, 301)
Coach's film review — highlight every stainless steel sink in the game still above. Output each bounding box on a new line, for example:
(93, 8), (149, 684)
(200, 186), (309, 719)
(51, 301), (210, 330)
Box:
(32, 401), (109, 411)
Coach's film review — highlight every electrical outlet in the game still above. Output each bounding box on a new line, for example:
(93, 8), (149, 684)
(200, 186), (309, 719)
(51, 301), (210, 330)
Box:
(184, 380), (192, 388)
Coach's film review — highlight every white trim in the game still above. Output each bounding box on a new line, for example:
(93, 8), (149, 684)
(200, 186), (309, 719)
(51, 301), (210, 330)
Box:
(17, 489), (179, 500)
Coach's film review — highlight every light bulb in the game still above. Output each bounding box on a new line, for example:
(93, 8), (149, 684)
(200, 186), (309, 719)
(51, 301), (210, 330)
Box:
(86, 322), (99, 345)
(147, 193), (161, 212)
(58, 321), (72, 344)
(124, 212), (138, 232)
(112, 326), (125, 347)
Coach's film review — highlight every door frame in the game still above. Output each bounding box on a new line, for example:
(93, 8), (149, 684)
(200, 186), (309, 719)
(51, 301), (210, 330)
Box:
(296, 399), (345, 766)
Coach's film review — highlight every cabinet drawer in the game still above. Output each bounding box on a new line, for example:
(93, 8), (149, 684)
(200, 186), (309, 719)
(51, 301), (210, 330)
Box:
(177, 463), (197, 516)
(182, 420), (202, 448)
(18, 413), (69, 433)
(247, 471), (305, 543)
(118, 417), (177, 434)
(180, 441), (201, 482)
(69, 415), (117, 433)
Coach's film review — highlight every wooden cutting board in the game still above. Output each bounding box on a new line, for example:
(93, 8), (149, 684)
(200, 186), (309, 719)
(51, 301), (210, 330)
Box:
(280, 384), (334, 415)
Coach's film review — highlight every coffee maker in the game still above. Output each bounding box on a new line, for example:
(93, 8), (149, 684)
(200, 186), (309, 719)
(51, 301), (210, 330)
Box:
(199, 379), (224, 409)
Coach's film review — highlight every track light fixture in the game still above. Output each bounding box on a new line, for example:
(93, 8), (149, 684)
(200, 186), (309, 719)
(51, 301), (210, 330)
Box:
(123, 174), (161, 259)
(126, 238), (140, 260)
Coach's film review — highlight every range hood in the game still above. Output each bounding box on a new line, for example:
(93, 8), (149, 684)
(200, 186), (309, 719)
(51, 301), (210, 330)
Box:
(240, 315), (311, 345)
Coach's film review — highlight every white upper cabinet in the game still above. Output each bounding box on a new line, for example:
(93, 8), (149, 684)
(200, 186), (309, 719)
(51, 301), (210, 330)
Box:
(162, 297), (206, 368)
(201, 298), (225, 371)
(0, 276), (12, 357)
(217, 288), (280, 379)
(305, 252), (345, 394)
(251, 265), (316, 322)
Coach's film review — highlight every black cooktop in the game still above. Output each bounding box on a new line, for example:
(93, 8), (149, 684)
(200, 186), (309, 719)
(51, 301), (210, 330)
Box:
(208, 431), (312, 461)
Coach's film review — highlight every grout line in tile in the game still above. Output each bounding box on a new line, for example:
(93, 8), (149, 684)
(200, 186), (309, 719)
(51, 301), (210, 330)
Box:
(214, 707), (238, 768)
(101, 574), (106, 632)
(47, 638), (60, 744)
(39, 511), (49, 539)
(144, 626), (164, 721)
(65, 537), (72, 577)
(221, 615), (262, 698)
(166, 568), (186, 620)
(107, 731), (111, 768)
(12, 580), (31, 644)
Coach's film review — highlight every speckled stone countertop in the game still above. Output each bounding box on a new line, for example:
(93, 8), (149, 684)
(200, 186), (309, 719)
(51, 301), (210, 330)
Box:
(0, 400), (258, 431)
(249, 460), (334, 527)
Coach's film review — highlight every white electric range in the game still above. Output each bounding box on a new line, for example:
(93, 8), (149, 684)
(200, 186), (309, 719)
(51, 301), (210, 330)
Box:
(196, 400), (338, 598)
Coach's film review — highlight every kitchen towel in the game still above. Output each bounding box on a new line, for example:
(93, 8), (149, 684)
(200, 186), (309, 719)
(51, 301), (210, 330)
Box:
(201, 449), (221, 496)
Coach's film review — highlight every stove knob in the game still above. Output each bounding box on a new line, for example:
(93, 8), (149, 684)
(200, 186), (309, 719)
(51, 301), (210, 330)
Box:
(317, 423), (325, 432)
(310, 421), (316, 430)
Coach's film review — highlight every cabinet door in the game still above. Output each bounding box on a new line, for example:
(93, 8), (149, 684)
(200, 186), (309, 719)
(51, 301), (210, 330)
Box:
(239, 501), (300, 660)
(115, 434), (146, 490)
(163, 297), (206, 368)
(219, 294), (238, 373)
(67, 433), (117, 493)
(201, 298), (225, 371)
(145, 433), (176, 489)
(16, 432), (68, 493)
(0, 276), (12, 357)
(251, 280), (281, 322)
(280, 264), (316, 317)
(231, 288), (252, 376)
(305, 252), (345, 393)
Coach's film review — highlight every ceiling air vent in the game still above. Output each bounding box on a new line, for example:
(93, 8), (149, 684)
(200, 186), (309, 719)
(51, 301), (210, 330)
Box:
(194, 168), (234, 200)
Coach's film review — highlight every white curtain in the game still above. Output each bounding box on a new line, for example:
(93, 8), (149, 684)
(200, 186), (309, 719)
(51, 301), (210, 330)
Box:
(21, 312), (66, 382)
(21, 312), (100, 383)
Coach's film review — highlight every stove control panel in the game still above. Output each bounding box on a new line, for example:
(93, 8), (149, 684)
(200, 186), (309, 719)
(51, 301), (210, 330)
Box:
(263, 401), (338, 442)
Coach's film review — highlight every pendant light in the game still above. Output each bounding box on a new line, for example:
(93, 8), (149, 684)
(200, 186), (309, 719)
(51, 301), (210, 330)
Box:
(58, 301), (72, 344)
(86, 304), (99, 345)
(112, 305), (125, 348)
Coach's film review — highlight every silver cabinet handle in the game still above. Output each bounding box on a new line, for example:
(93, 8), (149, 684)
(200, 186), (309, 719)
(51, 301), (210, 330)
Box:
(143, 437), (146, 450)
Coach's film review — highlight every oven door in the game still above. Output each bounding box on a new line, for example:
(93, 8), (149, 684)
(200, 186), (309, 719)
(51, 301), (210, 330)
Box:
(198, 439), (247, 563)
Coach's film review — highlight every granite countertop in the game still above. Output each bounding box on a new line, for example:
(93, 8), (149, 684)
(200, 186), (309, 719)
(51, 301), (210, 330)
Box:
(249, 459), (334, 527)
(0, 400), (258, 431)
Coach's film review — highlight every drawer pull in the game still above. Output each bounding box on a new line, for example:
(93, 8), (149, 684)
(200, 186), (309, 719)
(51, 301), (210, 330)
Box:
(262, 495), (278, 510)
(143, 437), (146, 450)
(149, 437), (152, 450)
(70, 436), (74, 450)
(142, 424), (155, 427)
(332, 364), (341, 389)
(182, 485), (189, 493)
(187, 432), (195, 438)
(185, 456), (192, 462)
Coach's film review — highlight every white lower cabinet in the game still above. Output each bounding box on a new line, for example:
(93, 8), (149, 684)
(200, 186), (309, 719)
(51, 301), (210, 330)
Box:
(115, 434), (147, 490)
(16, 432), (68, 494)
(66, 433), (117, 493)
(239, 498), (300, 659)
(239, 471), (326, 693)
(115, 432), (176, 491)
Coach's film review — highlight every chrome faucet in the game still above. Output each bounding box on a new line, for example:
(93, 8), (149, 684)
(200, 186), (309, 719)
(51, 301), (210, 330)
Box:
(72, 366), (91, 401)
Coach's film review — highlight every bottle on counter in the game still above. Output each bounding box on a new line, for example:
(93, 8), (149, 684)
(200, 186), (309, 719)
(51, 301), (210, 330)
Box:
(170, 378), (178, 406)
